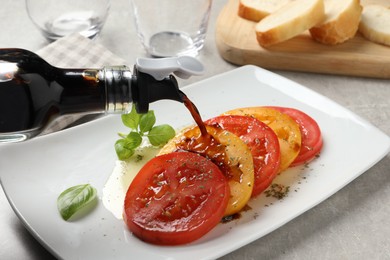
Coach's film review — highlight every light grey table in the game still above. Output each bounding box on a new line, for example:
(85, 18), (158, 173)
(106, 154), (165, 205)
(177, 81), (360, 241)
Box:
(1, 1), (389, 259)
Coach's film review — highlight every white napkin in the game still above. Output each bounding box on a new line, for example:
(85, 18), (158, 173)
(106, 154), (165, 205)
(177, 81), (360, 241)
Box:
(36, 34), (127, 134)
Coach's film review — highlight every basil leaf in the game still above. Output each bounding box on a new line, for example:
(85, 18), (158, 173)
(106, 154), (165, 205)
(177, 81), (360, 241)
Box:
(115, 140), (134, 161)
(115, 105), (175, 160)
(147, 124), (176, 146)
(139, 110), (156, 134)
(125, 132), (143, 148)
(115, 140), (134, 160)
(121, 105), (140, 130)
(57, 184), (97, 221)
(115, 132), (142, 160)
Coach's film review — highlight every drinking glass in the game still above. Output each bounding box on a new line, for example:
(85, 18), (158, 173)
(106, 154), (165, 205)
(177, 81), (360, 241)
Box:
(130, 0), (212, 57)
(26, 0), (110, 41)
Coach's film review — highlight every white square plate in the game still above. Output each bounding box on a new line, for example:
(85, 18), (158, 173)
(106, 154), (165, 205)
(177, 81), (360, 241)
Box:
(1, 66), (389, 260)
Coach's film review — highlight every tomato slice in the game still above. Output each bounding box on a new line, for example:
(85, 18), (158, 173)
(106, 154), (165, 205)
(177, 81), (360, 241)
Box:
(205, 115), (280, 197)
(224, 107), (301, 171)
(123, 152), (230, 245)
(267, 106), (323, 166)
(159, 125), (254, 216)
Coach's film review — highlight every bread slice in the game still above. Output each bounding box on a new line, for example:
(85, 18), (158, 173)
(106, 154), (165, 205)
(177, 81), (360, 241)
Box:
(359, 5), (390, 47)
(238, 0), (292, 22)
(255, 0), (325, 47)
(309, 0), (362, 45)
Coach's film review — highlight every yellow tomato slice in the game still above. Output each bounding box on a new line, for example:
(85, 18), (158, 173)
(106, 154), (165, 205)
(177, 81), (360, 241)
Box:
(224, 107), (301, 171)
(159, 125), (254, 216)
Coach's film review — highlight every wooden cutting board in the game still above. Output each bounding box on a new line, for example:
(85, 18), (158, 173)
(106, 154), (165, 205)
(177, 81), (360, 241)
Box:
(215, 0), (390, 78)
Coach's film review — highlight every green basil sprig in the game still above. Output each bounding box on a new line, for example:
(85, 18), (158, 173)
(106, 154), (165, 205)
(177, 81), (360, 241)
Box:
(115, 105), (175, 160)
(57, 184), (97, 221)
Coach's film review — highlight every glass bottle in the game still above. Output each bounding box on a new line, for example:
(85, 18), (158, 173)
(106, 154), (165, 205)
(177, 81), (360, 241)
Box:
(0, 48), (203, 143)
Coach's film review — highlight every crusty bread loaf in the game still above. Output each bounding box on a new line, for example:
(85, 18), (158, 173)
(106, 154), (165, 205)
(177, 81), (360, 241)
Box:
(238, 0), (292, 22)
(359, 5), (390, 47)
(309, 0), (362, 45)
(255, 0), (325, 47)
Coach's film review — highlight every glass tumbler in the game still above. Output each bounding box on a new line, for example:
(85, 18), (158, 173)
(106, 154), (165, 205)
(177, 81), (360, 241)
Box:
(131, 0), (212, 57)
(26, 0), (110, 41)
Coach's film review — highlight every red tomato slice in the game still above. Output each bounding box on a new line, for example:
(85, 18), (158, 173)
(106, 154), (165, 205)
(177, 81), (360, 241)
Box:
(123, 151), (230, 245)
(224, 107), (301, 171)
(267, 106), (323, 166)
(206, 115), (281, 197)
(159, 125), (254, 216)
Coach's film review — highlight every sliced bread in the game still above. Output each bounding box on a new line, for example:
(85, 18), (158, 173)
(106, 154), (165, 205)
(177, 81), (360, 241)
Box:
(238, 0), (292, 22)
(359, 5), (390, 47)
(255, 0), (325, 47)
(309, 0), (362, 45)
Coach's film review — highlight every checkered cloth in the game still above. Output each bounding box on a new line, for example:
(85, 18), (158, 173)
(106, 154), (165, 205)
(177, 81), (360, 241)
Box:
(36, 33), (127, 135)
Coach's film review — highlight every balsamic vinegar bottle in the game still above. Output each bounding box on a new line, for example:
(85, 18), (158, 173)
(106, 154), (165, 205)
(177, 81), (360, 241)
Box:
(0, 48), (203, 143)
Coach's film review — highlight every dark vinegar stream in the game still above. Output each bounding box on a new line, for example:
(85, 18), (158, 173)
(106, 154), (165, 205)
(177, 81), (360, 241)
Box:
(178, 91), (240, 182)
(178, 92), (247, 221)
(181, 93), (209, 137)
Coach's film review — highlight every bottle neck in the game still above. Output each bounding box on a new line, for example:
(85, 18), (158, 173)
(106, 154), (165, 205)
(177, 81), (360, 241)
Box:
(100, 66), (133, 113)
(57, 66), (133, 115)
